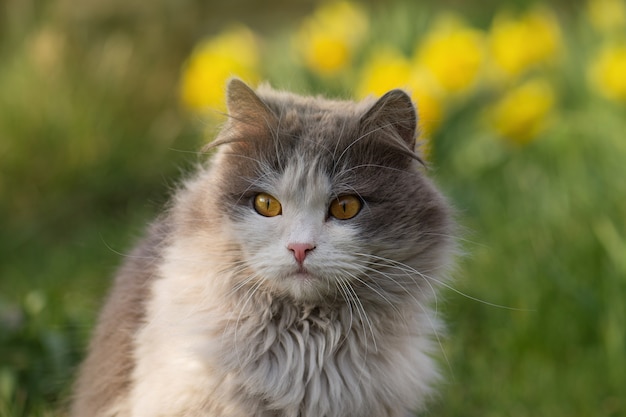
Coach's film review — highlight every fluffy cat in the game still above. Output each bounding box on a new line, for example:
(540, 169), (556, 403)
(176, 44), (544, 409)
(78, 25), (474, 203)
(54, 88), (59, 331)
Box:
(70, 79), (455, 417)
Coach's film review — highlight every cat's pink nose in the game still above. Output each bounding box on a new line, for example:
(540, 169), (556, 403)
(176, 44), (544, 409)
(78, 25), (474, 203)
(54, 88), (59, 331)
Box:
(288, 243), (315, 265)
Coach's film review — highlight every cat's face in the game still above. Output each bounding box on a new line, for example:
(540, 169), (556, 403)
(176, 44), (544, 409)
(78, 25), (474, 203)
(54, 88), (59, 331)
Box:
(227, 156), (370, 301)
(205, 80), (452, 304)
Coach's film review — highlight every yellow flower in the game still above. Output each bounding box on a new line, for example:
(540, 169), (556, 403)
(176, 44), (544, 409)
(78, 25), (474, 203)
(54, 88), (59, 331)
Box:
(408, 67), (445, 139)
(415, 15), (486, 94)
(487, 78), (556, 145)
(488, 7), (562, 81)
(355, 47), (444, 139)
(294, 1), (368, 76)
(29, 28), (66, 77)
(588, 43), (626, 101)
(179, 25), (260, 114)
(355, 47), (412, 97)
(587, 0), (626, 33)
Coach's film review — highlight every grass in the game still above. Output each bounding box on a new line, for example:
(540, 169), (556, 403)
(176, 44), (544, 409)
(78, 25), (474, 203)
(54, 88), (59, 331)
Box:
(428, 100), (626, 416)
(1, 0), (625, 416)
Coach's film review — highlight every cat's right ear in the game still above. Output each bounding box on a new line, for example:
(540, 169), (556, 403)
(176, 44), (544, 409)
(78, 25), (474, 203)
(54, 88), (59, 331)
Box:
(225, 78), (277, 136)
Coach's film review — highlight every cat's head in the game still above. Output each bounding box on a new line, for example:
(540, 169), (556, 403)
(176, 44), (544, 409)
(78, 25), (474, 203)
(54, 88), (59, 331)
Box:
(185, 79), (453, 305)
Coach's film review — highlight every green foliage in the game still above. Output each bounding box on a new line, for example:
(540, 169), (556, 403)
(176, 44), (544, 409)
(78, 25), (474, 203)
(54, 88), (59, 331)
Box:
(428, 101), (626, 416)
(1, 0), (625, 416)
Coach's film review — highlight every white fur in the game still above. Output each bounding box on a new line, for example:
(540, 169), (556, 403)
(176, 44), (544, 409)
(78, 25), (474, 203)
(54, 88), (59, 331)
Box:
(130, 246), (441, 416)
(126, 157), (444, 417)
(72, 83), (455, 417)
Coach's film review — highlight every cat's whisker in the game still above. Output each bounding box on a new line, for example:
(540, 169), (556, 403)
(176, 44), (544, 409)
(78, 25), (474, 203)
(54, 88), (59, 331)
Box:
(231, 170), (278, 207)
(232, 277), (265, 368)
(330, 115), (350, 166)
(417, 269), (530, 311)
(334, 278), (354, 336)
(356, 263), (424, 306)
(334, 276), (370, 387)
(221, 151), (266, 167)
(364, 253), (528, 311)
(335, 118), (423, 170)
(100, 236), (161, 261)
(419, 231), (485, 249)
(341, 271), (382, 354)
(224, 269), (260, 299)
(352, 260), (451, 374)
(271, 108), (285, 173)
(356, 254), (445, 306)
(336, 275), (374, 368)
(334, 123), (390, 169)
(336, 163), (409, 178)
(344, 270), (405, 321)
(354, 255), (440, 313)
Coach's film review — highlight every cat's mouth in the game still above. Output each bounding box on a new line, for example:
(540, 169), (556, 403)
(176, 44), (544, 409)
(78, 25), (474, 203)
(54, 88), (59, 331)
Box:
(293, 267), (315, 280)
(283, 263), (321, 283)
(280, 267), (331, 301)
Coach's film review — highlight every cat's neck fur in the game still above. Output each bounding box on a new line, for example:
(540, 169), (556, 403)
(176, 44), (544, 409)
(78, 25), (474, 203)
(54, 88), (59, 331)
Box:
(128, 212), (441, 417)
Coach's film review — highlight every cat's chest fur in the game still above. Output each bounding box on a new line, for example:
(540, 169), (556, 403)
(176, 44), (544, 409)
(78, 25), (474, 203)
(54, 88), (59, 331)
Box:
(129, 256), (438, 417)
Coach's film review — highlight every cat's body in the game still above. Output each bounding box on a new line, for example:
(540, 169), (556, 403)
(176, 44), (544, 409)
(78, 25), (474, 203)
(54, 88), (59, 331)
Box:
(71, 80), (455, 417)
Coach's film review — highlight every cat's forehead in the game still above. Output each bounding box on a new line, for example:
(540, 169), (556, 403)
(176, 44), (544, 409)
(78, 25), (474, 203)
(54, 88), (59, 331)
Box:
(257, 85), (371, 115)
(215, 86), (422, 201)
(274, 155), (332, 207)
(222, 103), (360, 170)
(263, 96), (364, 144)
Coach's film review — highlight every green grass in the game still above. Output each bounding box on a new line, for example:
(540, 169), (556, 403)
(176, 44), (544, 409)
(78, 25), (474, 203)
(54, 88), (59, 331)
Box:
(427, 100), (626, 416)
(1, 0), (625, 416)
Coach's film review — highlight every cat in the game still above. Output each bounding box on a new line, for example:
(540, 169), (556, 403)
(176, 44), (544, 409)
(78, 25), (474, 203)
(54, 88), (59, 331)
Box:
(70, 79), (455, 417)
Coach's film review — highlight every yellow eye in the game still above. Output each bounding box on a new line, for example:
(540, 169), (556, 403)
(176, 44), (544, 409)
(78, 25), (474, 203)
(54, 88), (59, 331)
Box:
(329, 195), (362, 220)
(254, 193), (282, 217)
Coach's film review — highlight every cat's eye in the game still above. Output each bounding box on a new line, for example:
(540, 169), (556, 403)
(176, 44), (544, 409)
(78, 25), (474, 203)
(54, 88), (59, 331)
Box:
(254, 193), (282, 217)
(329, 195), (362, 220)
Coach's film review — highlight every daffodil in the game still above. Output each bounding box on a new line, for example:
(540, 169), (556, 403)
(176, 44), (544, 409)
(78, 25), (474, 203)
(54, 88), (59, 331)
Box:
(408, 67), (445, 139)
(488, 7), (562, 82)
(179, 25), (260, 114)
(588, 43), (626, 101)
(587, 0), (626, 33)
(355, 47), (412, 98)
(487, 78), (556, 145)
(294, 1), (368, 76)
(415, 15), (486, 94)
(356, 47), (443, 140)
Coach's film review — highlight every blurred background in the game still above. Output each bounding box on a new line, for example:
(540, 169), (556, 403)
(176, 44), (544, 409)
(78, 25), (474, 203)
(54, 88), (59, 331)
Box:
(1, 0), (625, 415)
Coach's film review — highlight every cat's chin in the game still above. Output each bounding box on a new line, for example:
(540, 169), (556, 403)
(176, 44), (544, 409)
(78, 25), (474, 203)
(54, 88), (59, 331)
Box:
(274, 270), (332, 303)
(293, 267), (315, 280)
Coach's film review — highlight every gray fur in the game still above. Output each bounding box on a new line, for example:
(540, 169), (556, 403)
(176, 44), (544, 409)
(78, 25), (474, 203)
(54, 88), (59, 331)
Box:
(71, 79), (456, 417)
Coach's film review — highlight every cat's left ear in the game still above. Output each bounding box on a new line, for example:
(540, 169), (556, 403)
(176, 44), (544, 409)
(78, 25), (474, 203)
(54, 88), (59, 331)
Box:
(360, 89), (418, 150)
(225, 78), (277, 135)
